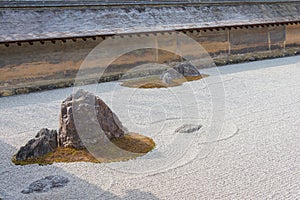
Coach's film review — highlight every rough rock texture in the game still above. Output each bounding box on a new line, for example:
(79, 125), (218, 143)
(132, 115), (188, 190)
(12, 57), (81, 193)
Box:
(58, 89), (126, 149)
(175, 124), (202, 133)
(15, 128), (58, 161)
(14, 89), (127, 161)
(173, 62), (201, 77)
(161, 62), (200, 84)
(21, 175), (69, 194)
(161, 68), (184, 84)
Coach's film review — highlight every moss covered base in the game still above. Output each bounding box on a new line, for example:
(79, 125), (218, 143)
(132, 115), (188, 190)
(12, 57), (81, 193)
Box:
(12, 133), (155, 165)
(121, 74), (208, 89)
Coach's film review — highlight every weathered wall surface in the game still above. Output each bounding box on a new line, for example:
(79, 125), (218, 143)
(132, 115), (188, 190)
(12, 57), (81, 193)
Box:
(1, 24), (300, 96)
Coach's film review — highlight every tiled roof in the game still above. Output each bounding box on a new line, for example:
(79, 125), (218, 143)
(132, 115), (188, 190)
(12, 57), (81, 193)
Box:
(1, 1), (300, 42)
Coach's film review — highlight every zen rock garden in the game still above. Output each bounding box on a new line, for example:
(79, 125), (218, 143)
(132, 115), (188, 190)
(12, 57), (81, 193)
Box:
(12, 62), (206, 165)
(121, 61), (208, 88)
(13, 89), (155, 165)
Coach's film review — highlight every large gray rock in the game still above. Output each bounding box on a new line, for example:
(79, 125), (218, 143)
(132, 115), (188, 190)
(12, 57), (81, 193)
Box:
(161, 62), (200, 84)
(15, 128), (58, 161)
(58, 89), (126, 150)
(21, 175), (69, 194)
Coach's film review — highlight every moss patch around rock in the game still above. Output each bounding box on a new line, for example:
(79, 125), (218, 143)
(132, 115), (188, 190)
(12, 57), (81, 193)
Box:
(121, 74), (209, 89)
(12, 133), (155, 165)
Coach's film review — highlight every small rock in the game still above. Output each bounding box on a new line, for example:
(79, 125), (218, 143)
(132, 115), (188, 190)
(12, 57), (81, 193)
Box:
(21, 175), (69, 194)
(175, 124), (202, 133)
(173, 62), (200, 77)
(160, 62), (200, 84)
(15, 128), (58, 161)
(248, 57), (256, 61)
(161, 68), (183, 84)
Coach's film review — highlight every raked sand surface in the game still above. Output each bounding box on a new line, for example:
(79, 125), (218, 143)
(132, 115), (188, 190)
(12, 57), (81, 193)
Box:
(0, 56), (299, 199)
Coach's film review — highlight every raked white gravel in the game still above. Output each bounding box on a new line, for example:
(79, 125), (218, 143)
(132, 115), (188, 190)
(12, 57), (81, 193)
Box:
(0, 55), (299, 199)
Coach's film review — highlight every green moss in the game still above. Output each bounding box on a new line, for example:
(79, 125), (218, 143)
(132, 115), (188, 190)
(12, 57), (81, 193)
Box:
(12, 133), (155, 166)
(121, 74), (209, 89)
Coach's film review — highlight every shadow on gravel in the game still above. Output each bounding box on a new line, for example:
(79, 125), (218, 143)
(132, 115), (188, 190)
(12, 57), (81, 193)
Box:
(0, 140), (159, 199)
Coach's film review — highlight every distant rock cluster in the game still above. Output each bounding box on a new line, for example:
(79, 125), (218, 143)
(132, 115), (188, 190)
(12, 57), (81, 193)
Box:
(15, 89), (127, 161)
(160, 62), (200, 84)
